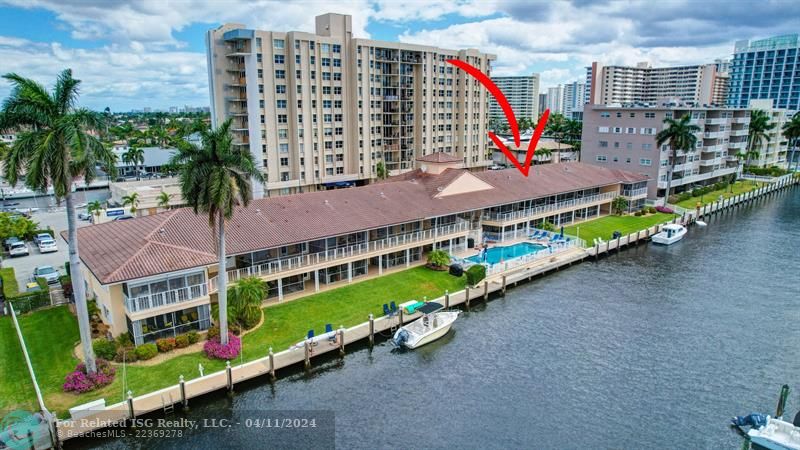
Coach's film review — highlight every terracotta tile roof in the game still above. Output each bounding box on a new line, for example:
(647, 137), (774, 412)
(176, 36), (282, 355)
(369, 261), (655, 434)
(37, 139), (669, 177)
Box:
(70, 163), (647, 285)
(416, 152), (462, 163)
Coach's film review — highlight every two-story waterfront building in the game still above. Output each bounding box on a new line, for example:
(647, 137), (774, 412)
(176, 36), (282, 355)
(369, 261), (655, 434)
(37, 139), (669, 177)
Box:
(70, 156), (647, 345)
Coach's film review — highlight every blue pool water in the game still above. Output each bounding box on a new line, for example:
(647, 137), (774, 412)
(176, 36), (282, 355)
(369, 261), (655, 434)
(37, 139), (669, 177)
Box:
(466, 242), (546, 265)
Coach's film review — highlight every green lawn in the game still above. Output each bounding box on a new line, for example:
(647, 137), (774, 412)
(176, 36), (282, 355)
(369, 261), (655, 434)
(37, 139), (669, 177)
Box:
(0, 307), (81, 412)
(3, 266), (465, 414)
(675, 180), (764, 209)
(0, 315), (38, 410)
(564, 212), (677, 247)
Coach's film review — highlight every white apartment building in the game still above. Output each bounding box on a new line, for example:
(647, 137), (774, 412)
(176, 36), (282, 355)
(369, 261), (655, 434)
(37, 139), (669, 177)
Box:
(748, 99), (792, 168)
(206, 13), (496, 198)
(489, 74), (540, 123)
(562, 81), (586, 119)
(547, 86), (564, 114)
(586, 61), (728, 106)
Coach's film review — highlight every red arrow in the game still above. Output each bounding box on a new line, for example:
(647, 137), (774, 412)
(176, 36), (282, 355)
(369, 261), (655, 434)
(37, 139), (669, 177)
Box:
(447, 59), (550, 177)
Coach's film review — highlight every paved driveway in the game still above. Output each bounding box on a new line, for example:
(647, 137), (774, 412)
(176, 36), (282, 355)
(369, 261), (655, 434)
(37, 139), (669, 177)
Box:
(2, 209), (91, 287)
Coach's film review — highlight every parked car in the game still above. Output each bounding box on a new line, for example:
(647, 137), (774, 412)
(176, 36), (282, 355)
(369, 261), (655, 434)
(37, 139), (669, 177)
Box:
(113, 215), (134, 221)
(32, 265), (60, 284)
(4, 236), (21, 250)
(78, 212), (92, 220)
(37, 238), (57, 253)
(32, 232), (53, 245)
(8, 241), (29, 257)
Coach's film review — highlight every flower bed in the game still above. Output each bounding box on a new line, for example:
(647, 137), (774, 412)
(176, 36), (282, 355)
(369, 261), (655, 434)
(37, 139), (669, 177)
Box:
(203, 332), (241, 360)
(63, 359), (116, 394)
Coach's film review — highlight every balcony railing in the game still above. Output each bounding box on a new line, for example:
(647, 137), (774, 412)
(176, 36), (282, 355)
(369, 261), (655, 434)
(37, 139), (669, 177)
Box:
(125, 283), (209, 314)
(208, 221), (470, 292)
(481, 192), (616, 223)
(623, 187), (648, 197)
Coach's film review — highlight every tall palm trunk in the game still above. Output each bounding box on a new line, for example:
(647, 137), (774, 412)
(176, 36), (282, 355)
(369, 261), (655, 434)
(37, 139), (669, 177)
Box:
(66, 189), (96, 373)
(663, 161), (674, 207)
(217, 209), (229, 345)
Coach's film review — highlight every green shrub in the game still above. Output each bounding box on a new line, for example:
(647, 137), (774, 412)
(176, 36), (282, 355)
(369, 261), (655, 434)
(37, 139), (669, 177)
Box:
(465, 264), (486, 286)
(426, 249), (451, 268)
(207, 325), (220, 341)
(92, 339), (117, 360)
(541, 221), (556, 232)
(634, 210), (643, 216)
(156, 337), (176, 353)
(114, 346), (138, 363)
(647, 206), (657, 214)
(187, 330), (200, 344)
(116, 332), (133, 349)
(134, 343), (158, 360)
(0, 268), (19, 297)
(175, 334), (190, 349)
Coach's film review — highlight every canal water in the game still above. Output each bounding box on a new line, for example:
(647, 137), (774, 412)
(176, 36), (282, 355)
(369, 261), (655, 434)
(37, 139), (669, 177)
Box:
(75, 188), (800, 450)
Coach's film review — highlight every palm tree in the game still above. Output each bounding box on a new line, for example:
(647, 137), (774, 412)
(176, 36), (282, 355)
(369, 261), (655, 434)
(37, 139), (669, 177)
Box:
(376, 160), (387, 180)
(123, 147), (144, 178)
(782, 112), (800, 171)
(534, 146), (552, 164)
(612, 196), (629, 215)
(170, 119), (263, 345)
(228, 276), (265, 329)
(564, 118), (583, 161)
(545, 113), (568, 155)
(156, 191), (172, 209)
(87, 200), (103, 220)
(517, 117), (533, 134)
(746, 109), (775, 169)
(0, 69), (117, 373)
(656, 114), (700, 206)
(122, 192), (139, 215)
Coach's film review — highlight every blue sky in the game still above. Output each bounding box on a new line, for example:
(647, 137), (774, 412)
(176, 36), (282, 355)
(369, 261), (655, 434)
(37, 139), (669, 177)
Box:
(0, 0), (797, 111)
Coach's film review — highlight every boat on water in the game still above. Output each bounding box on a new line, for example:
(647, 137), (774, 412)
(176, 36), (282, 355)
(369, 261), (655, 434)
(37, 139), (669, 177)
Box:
(732, 385), (800, 450)
(651, 223), (687, 245)
(393, 302), (459, 349)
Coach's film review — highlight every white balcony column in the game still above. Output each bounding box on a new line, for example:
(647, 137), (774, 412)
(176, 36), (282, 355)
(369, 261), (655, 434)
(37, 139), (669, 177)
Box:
(448, 238), (453, 252)
(314, 270), (320, 292)
(405, 248), (410, 267)
(378, 254), (383, 275)
(347, 261), (352, 283)
(277, 278), (284, 301)
(513, 226), (518, 240)
(463, 238), (468, 252)
(500, 225), (505, 242)
(597, 205), (601, 216)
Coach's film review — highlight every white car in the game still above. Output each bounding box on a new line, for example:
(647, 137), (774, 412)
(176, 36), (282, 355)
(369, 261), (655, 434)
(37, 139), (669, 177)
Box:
(37, 238), (58, 253)
(32, 233), (52, 246)
(32, 265), (60, 284)
(8, 241), (29, 257)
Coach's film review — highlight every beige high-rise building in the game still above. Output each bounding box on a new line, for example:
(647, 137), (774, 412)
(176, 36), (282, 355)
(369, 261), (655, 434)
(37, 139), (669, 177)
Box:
(488, 74), (540, 123)
(586, 61), (729, 107)
(747, 99), (792, 168)
(206, 13), (495, 198)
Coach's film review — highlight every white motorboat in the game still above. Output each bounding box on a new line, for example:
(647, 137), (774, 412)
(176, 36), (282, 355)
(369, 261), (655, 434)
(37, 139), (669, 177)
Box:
(651, 223), (687, 245)
(748, 416), (800, 450)
(393, 302), (459, 349)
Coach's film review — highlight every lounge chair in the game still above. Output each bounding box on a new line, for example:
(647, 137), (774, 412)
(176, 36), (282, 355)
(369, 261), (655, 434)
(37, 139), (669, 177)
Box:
(307, 329), (315, 340)
(541, 232), (550, 239)
(529, 231), (541, 239)
(383, 303), (391, 316)
(325, 324), (337, 343)
(390, 301), (398, 314)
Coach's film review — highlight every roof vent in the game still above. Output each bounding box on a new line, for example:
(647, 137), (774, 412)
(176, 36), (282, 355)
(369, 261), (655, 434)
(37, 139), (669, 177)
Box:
(159, 228), (165, 235)
(379, 192), (386, 198)
(437, 186), (444, 192)
(255, 208), (261, 214)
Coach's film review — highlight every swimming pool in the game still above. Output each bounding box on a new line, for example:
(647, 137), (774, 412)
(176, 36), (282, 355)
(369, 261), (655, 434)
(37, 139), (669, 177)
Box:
(466, 242), (546, 265)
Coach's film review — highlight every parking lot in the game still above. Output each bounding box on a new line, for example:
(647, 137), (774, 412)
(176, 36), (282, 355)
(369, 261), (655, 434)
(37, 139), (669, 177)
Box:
(2, 209), (91, 287)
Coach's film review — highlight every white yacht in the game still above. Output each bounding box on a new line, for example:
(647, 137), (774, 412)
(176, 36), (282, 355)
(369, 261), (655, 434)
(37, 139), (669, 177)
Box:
(651, 223), (687, 245)
(393, 302), (459, 349)
(747, 416), (800, 450)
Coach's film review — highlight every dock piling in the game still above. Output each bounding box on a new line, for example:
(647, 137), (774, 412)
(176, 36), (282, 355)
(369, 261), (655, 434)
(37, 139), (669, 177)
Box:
(226, 361), (233, 392)
(444, 290), (450, 308)
(304, 340), (311, 370)
(127, 391), (134, 424)
(483, 281), (489, 300)
(338, 327), (345, 356)
(368, 314), (374, 346)
(179, 375), (187, 409)
(501, 276), (507, 295)
(399, 308), (404, 325)
(268, 347), (276, 381)
(465, 287), (471, 308)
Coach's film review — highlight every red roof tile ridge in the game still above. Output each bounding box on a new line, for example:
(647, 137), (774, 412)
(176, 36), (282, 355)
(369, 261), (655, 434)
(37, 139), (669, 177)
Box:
(142, 209), (182, 240)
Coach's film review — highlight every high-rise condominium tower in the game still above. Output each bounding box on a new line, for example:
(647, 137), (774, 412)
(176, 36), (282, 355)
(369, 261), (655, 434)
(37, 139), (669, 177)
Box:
(207, 13), (495, 197)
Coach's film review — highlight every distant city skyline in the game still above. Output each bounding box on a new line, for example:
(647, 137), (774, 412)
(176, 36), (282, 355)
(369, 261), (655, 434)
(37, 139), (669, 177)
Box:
(0, 0), (798, 110)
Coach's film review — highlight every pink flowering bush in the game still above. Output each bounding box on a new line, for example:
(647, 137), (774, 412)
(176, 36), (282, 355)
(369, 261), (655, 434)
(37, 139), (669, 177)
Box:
(63, 359), (116, 393)
(203, 332), (241, 360)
